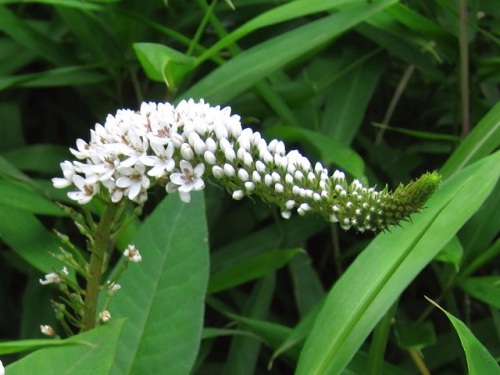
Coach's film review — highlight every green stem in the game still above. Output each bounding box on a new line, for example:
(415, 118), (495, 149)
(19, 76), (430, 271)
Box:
(367, 300), (398, 375)
(80, 202), (119, 332)
(459, 0), (470, 138)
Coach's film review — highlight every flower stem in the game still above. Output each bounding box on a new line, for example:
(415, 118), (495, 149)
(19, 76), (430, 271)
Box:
(80, 202), (119, 332)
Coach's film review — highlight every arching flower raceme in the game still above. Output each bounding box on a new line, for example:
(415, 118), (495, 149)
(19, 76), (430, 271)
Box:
(53, 99), (441, 232)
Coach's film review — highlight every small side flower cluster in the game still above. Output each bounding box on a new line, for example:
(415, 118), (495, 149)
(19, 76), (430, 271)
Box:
(53, 99), (440, 232)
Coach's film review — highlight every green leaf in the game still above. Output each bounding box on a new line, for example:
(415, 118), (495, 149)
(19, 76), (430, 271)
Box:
(440, 101), (500, 179)
(208, 248), (303, 294)
(0, 204), (63, 273)
(134, 43), (196, 91)
(182, 0), (398, 103)
(195, 0), (387, 65)
(0, 179), (64, 216)
(271, 298), (325, 364)
(223, 274), (275, 375)
(426, 298), (500, 374)
(321, 52), (385, 145)
(372, 122), (461, 142)
(458, 276), (500, 309)
(0, 338), (84, 355)
(289, 252), (325, 317)
(394, 321), (436, 351)
(3, 144), (70, 174)
(434, 236), (463, 271)
(296, 151), (500, 374)
(0, 0), (106, 11)
(0, 5), (75, 65)
(263, 126), (365, 178)
(5, 319), (125, 375)
(0, 102), (24, 152)
(109, 192), (209, 375)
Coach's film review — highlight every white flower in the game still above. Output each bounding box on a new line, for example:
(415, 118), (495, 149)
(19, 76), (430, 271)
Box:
(180, 143), (194, 160)
(67, 175), (99, 204)
(40, 325), (55, 336)
(109, 282), (121, 293)
(142, 142), (175, 177)
(52, 161), (76, 188)
(232, 190), (245, 200)
(204, 151), (217, 165)
(123, 244), (142, 262)
(223, 163), (235, 177)
(211, 166), (224, 179)
(0, 358), (4, 375)
(99, 310), (111, 323)
(168, 160), (205, 203)
(115, 163), (150, 201)
(39, 267), (68, 285)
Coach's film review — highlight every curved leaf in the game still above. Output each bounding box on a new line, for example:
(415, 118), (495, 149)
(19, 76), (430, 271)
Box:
(297, 151), (500, 374)
(6, 319), (125, 375)
(427, 298), (500, 374)
(182, 0), (398, 103)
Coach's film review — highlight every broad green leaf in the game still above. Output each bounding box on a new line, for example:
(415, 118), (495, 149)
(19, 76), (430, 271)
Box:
(296, 151), (500, 374)
(434, 236), (463, 271)
(0, 180), (64, 216)
(394, 321), (436, 351)
(440, 101), (500, 178)
(0, 204), (63, 273)
(427, 298), (500, 374)
(458, 276), (500, 309)
(109, 193), (209, 375)
(263, 126), (365, 178)
(6, 319), (125, 375)
(344, 351), (411, 375)
(4, 144), (70, 175)
(182, 0), (398, 103)
(134, 43), (195, 91)
(208, 248), (302, 294)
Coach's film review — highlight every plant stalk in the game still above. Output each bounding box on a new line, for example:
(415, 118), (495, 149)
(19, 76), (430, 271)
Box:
(80, 202), (119, 332)
(459, 0), (470, 138)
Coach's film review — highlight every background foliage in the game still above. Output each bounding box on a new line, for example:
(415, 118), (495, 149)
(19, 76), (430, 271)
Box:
(0, 0), (499, 374)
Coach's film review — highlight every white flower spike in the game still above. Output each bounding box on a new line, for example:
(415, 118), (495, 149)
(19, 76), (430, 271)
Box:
(54, 99), (440, 232)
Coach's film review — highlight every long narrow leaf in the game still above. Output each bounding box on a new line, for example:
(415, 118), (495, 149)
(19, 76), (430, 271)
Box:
(297, 151), (500, 374)
(427, 298), (500, 374)
(182, 0), (398, 104)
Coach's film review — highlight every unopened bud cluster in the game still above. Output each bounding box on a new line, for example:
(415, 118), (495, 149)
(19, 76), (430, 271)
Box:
(53, 99), (440, 232)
